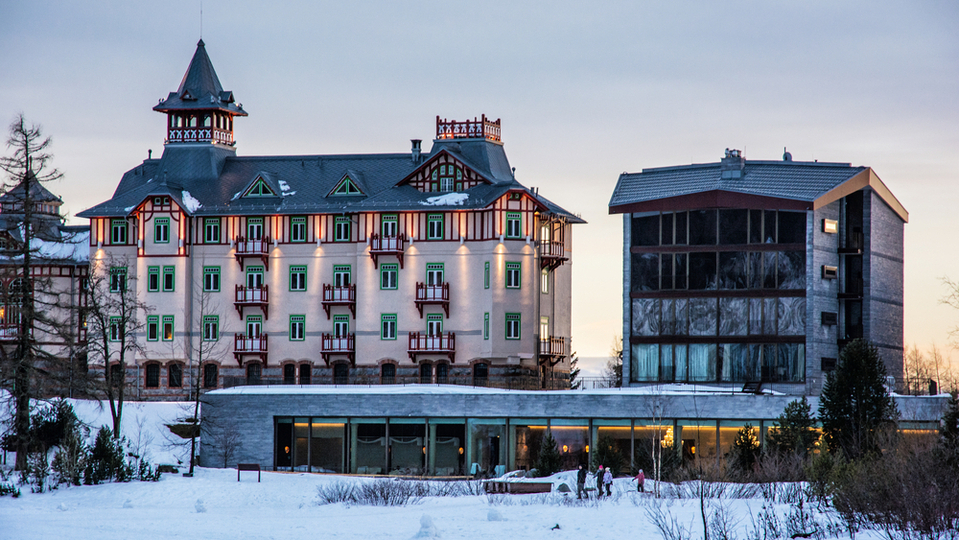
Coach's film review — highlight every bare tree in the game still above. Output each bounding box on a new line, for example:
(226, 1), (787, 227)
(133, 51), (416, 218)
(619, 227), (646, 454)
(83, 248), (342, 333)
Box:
(85, 256), (148, 438)
(605, 335), (623, 388)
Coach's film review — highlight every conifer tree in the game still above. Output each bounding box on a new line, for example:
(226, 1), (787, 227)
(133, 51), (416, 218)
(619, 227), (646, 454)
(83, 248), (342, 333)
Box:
(729, 423), (761, 472)
(535, 430), (562, 477)
(766, 396), (818, 457)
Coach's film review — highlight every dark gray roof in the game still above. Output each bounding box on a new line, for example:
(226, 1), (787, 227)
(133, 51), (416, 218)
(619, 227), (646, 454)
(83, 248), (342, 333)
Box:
(78, 139), (583, 222)
(153, 40), (247, 116)
(609, 158), (868, 209)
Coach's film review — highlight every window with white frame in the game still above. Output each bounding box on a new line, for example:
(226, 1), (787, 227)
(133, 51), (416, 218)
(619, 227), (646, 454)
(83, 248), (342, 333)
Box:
(289, 315), (305, 341)
(506, 212), (521, 238)
(147, 315), (159, 341)
(541, 269), (550, 294)
(202, 316), (219, 341)
(333, 315), (349, 337)
(426, 314), (443, 336)
(203, 266), (220, 292)
(290, 217), (306, 242)
(162, 266), (175, 292)
(109, 267), (127, 293)
(381, 214), (398, 237)
(204, 218), (220, 243)
(246, 217), (263, 240)
(381, 314), (397, 340)
(162, 315), (174, 341)
(334, 217), (351, 242)
(505, 262), (521, 289)
(147, 266), (160, 292)
(246, 266), (264, 288)
(289, 265), (307, 291)
(110, 219), (127, 244)
(505, 313), (521, 340)
(154, 217), (170, 243)
(426, 263), (444, 286)
(380, 264), (398, 290)
(427, 214), (443, 240)
(333, 265), (351, 287)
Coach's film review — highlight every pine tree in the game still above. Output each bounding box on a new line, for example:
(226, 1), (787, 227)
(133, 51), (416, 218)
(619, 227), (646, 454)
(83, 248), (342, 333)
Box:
(729, 423), (761, 472)
(819, 339), (899, 459)
(535, 430), (562, 477)
(766, 396), (818, 457)
(938, 391), (959, 470)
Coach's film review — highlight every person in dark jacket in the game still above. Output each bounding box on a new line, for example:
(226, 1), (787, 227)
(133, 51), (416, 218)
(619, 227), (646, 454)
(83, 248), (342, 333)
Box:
(595, 465), (605, 497)
(576, 464), (588, 499)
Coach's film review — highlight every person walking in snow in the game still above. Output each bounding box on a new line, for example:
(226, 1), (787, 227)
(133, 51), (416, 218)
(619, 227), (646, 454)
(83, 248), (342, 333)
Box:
(635, 469), (645, 493)
(576, 464), (588, 499)
(603, 466), (613, 496)
(595, 465), (604, 497)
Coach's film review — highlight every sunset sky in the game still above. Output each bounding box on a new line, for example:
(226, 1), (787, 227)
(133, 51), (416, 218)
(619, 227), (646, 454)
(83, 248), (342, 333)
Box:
(1, 1), (957, 362)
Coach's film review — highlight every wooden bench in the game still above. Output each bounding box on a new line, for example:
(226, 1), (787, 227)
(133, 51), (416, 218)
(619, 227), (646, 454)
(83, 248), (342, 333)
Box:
(237, 463), (261, 482)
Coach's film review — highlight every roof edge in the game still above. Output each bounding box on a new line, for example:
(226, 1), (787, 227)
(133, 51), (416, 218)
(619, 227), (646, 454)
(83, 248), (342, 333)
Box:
(812, 168), (908, 222)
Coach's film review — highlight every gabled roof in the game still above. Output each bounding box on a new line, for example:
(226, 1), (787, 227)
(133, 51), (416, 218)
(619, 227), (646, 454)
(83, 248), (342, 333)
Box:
(153, 40), (247, 116)
(0, 174), (63, 204)
(608, 155), (907, 222)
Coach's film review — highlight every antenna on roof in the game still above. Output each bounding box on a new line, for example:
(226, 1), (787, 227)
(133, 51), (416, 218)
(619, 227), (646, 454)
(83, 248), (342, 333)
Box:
(199, 0), (203, 39)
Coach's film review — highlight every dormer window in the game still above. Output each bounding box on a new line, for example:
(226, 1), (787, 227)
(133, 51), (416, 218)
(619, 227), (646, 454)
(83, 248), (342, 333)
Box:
(244, 177), (276, 197)
(430, 165), (462, 192)
(331, 176), (361, 196)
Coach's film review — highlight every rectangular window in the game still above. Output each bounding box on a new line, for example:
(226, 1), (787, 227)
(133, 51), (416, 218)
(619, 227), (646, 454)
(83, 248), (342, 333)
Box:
(203, 266), (220, 292)
(154, 217), (170, 243)
(334, 217), (351, 242)
(289, 265), (307, 291)
(109, 317), (122, 342)
(110, 219), (127, 244)
(484, 261), (490, 289)
(333, 265), (351, 287)
(290, 217), (306, 242)
(540, 316), (549, 338)
(109, 267), (127, 293)
(506, 212), (521, 238)
(246, 266), (264, 288)
(541, 269), (550, 294)
(381, 314), (397, 340)
(204, 218), (220, 243)
(146, 315), (159, 341)
(426, 263), (444, 286)
(162, 315), (174, 341)
(246, 315), (262, 337)
(246, 217), (263, 240)
(333, 315), (349, 337)
(202, 315), (219, 341)
(427, 214), (443, 240)
(289, 315), (305, 341)
(161, 266), (175, 292)
(381, 214), (398, 237)
(426, 314), (443, 335)
(505, 262), (521, 289)
(484, 312), (490, 340)
(380, 264), (398, 290)
(147, 266), (160, 292)
(505, 313), (521, 340)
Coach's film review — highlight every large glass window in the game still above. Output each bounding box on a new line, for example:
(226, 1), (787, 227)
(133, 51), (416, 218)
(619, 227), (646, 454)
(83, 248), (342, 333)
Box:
(550, 420), (589, 472)
(311, 420), (346, 474)
(429, 419), (465, 476)
(511, 420), (547, 472)
(351, 419), (386, 474)
(467, 419), (505, 476)
(389, 419), (427, 475)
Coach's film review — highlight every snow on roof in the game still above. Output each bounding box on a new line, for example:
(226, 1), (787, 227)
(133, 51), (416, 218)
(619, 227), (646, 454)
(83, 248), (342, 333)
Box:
(419, 193), (468, 206)
(181, 190), (202, 212)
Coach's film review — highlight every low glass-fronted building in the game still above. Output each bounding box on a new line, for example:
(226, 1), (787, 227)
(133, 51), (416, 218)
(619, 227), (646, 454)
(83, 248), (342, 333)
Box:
(199, 386), (946, 475)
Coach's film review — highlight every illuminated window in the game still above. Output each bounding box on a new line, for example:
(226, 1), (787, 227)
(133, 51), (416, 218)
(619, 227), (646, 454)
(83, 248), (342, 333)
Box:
(289, 265), (307, 291)
(289, 315), (305, 341)
(541, 269), (550, 294)
(290, 217), (306, 242)
(505, 313), (521, 340)
(162, 315), (174, 341)
(506, 212), (521, 238)
(203, 266), (220, 292)
(154, 217), (170, 243)
(147, 266), (160, 292)
(427, 214), (443, 240)
(381, 314), (397, 340)
(110, 219), (127, 244)
(505, 262), (521, 289)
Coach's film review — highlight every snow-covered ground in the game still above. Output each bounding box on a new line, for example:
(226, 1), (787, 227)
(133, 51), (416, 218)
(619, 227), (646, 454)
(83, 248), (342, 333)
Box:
(0, 397), (876, 539)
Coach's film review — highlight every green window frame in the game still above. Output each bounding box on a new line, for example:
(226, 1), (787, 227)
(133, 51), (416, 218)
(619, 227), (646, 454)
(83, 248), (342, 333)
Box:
(161, 315), (174, 341)
(109, 316), (122, 342)
(146, 315), (159, 342)
(246, 217), (264, 240)
(334, 216), (351, 242)
(505, 313), (521, 340)
(203, 218), (220, 243)
(147, 266), (160, 292)
(333, 265), (351, 287)
(246, 266), (264, 288)
(202, 315), (219, 341)
(484, 261), (490, 289)
(381, 214), (398, 237)
(381, 314), (397, 340)
(290, 216), (307, 242)
(289, 315), (305, 341)
(506, 212), (521, 238)
(426, 313), (443, 335)
(333, 315), (350, 337)
(162, 266), (175, 292)
(427, 214), (443, 240)
(505, 262), (521, 289)
(110, 219), (127, 244)
(426, 263), (444, 285)
(484, 312), (490, 340)
(203, 266), (220, 292)
(154, 217), (170, 243)
(109, 267), (127, 293)
(289, 265), (307, 291)
(380, 264), (398, 290)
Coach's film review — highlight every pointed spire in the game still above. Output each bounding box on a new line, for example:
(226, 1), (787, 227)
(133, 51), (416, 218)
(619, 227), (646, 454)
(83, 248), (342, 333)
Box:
(154, 40), (246, 117)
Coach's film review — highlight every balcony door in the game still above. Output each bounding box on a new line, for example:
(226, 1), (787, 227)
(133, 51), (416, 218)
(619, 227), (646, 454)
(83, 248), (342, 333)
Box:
(381, 215), (398, 237)
(426, 263), (444, 286)
(333, 265), (351, 287)
(247, 218), (263, 240)
(246, 266), (264, 289)
(246, 316), (262, 338)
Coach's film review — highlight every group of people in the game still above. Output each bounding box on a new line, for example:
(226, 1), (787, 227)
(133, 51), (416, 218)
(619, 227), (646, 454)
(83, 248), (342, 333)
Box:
(575, 464), (645, 499)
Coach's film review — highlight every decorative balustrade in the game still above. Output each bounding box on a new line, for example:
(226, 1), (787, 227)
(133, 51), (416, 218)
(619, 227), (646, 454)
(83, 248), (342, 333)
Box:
(414, 282), (450, 317)
(408, 331), (456, 362)
(234, 236), (271, 270)
(233, 333), (268, 364)
(321, 333), (355, 365)
(435, 115), (501, 142)
(539, 240), (567, 270)
(538, 336), (566, 359)
(167, 126), (234, 145)
(0, 323), (18, 341)
(321, 284), (356, 318)
(234, 285), (269, 319)
(369, 234), (406, 269)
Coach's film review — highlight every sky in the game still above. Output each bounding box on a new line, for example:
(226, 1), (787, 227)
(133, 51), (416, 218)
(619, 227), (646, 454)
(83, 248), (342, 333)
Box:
(0, 1), (957, 361)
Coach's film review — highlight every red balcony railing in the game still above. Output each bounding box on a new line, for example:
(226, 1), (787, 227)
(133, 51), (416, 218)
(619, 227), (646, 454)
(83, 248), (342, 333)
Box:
(436, 115), (501, 143)
(234, 236), (271, 270)
(322, 284), (356, 319)
(369, 233), (406, 269)
(0, 323), (18, 342)
(408, 331), (455, 362)
(234, 285), (269, 319)
(234, 333), (268, 364)
(540, 240), (567, 271)
(167, 126), (234, 145)
(414, 282), (449, 317)
(321, 333), (355, 365)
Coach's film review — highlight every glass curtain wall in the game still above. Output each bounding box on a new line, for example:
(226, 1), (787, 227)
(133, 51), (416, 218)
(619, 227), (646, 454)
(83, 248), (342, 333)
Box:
(467, 419), (506, 476)
(591, 420), (631, 474)
(429, 419), (465, 476)
(550, 420), (589, 471)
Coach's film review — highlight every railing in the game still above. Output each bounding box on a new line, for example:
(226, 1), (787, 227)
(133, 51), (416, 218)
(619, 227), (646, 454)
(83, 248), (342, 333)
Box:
(408, 332), (455, 352)
(415, 283), (449, 302)
(235, 285), (269, 304)
(370, 233), (405, 252)
(167, 126), (234, 145)
(235, 236), (271, 255)
(321, 333), (355, 353)
(221, 374), (573, 390)
(540, 240), (565, 259)
(538, 336), (566, 357)
(436, 115), (501, 142)
(234, 333), (268, 354)
(0, 323), (18, 341)
(322, 284), (355, 303)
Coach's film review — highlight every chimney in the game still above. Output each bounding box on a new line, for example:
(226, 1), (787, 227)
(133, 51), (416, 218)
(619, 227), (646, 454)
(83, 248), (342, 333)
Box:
(721, 148), (745, 179)
(411, 139), (422, 164)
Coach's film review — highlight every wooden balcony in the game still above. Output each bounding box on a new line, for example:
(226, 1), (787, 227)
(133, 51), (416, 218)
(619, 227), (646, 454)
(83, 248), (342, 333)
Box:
(322, 284), (356, 319)
(234, 333), (268, 364)
(538, 336), (567, 366)
(166, 126), (234, 145)
(539, 240), (568, 271)
(0, 323), (18, 342)
(321, 333), (355, 365)
(414, 282), (449, 317)
(369, 233), (406, 269)
(234, 236), (271, 270)
(436, 115), (501, 143)
(234, 285), (269, 320)
(408, 331), (455, 363)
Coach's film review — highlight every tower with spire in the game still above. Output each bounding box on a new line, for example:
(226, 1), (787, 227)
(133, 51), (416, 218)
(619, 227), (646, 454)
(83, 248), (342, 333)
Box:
(153, 39), (247, 147)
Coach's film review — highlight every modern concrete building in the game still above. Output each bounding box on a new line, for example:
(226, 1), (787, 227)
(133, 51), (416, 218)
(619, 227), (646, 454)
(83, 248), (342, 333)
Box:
(78, 41), (583, 399)
(608, 149), (908, 395)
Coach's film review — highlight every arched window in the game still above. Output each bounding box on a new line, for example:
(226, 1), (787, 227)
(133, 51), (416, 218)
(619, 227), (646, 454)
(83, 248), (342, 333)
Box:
(246, 363), (262, 385)
(168, 363), (182, 388)
(381, 363), (396, 384)
(145, 363), (160, 388)
(473, 363), (488, 386)
(420, 363), (433, 384)
(283, 364), (296, 384)
(299, 364), (311, 385)
(333, 363), (349, 385)
(436, 363), (449, 384)
(203, 364), (218, 388)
